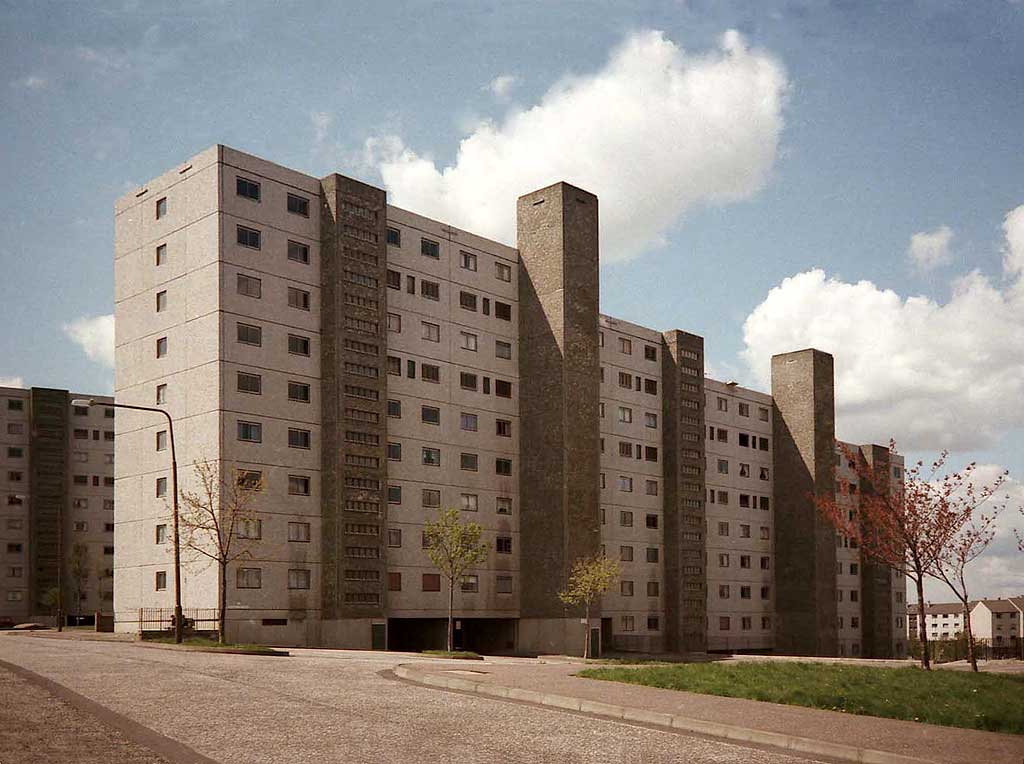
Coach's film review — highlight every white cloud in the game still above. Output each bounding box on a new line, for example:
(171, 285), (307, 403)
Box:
(741, 205), (1024, 452)
(63, 314), (115, 368)
(11, 75), (48, 90)
(0, 377), (25, 389)
(907, 224), (953, 271)
(366, 29), (787, 263)
(1002, 204), (1024, 277)
(487, 74), (519, 99)
(311, 111), (333, 149)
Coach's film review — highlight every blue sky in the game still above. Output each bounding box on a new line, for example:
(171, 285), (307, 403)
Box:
(2, 1), (1022, 596)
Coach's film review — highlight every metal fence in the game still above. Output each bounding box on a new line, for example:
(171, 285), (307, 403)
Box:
(137, 608), (220, 636)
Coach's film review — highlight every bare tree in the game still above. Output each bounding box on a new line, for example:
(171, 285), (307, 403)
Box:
(178, 459), (262, 644)
(424, 507), (488, 653)
(816, 442), (959, 670)
(558, 555), (620, 659)
(929, 465), (1008, 672)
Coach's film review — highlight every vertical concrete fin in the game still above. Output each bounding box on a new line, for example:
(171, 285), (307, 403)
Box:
(771, 348), (838, 656)
(517, 182), (601, 620)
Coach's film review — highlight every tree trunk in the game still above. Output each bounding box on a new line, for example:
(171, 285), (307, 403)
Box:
(914, 573), (931, 670)
(447, 577), (455, 653)
(219, 560), (227, 645)
(582, 603), (590, 660)
(963, 601), (978, 672)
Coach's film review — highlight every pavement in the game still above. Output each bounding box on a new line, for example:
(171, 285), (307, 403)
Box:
(395, 658), (1024, 764)
(0, 634), (830, 764)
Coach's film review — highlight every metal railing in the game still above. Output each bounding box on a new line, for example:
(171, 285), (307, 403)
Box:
(138, 608), (219, 636)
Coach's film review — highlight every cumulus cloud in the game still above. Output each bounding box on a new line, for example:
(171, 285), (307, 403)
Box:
(366, 29), (787, 263)
(487, 74), (519, 99)
(63, 314), (115, 368)
(741, 205), (1024, 452)
(907, 225), (953, 271)
(0, 377), (25, 389)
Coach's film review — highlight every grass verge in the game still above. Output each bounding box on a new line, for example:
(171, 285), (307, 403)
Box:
(577, 661), (1024, 734)
(422, 650), (484, 660)
(149, 636), (286, 656)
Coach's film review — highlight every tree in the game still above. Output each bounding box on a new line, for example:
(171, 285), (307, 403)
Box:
(424, 507), (488, 653)
(928, 465), (1007, 672)
(558, 555), (620, 659)
(68, 543), (90, 617)
(178, 459), (262, 644)
(40, 586), (61, 622)
(815, 442), (958, 670)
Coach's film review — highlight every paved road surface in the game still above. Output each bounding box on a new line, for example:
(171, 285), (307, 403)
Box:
(0, 636), (828, 764)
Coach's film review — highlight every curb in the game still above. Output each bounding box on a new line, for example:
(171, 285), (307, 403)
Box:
(394, 664), (935, 764)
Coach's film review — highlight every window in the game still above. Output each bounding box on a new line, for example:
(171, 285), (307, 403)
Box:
(760, 438), (770, 452)
(156, 336), (168, 358)
(459, 291), (478, 312)
(385, 312), (402, 333)
(496, 419), (511, 437)
(237, 568), (262, 589)
(386, 227), (401, 246)
(495, 301), (511, 320)
(287, 194), (310, 217)
(760, 526), (770, 540)
(646, 548), (659, 563)
(287, 240), (310, 264)
(422, 573), (441, 592)
(495, 379), (512, 398)
(495, 458), (512, 476)
(619, 511), (633, 527)
(460, 332), (478, 351)
(422, 447), (441, 466)
(618, 337), (632, 354)
(719, 585), (731, 600)
(156, 477), (168, 497)
(417, 405), (439, 425)
(618, 406), (632, 424)
(236, 372), (262, 395)
(759, 407), (769, 421)
(618, 475), (633, 492)
(387, 528), (402, 548)
(386, 269), (401, 290)
(717, 459), (729, 475)
(388, 485), (402, 504)
(7, 447), (23, 459)
(156, 430), (168, 451)
(155, 571), (167, 591)
(387, 442), (402, 461)
(237, 225), (261, 249)
(718, 521), (729, 536)
(490, 261), (511, 283)
(495, 340), (512, 360)
(288, 334), (311, 356)
(156, 243), (167, 266)
(717, 396), (728, 412)
(644, 378), (657, 395)
(496, 536), (512, 554)
(154, 383), (168, 404)
(288, 381), (311, 403)
(154, 524), (168, 544)
(237, 519), (262, 539)
(154, 290), (168, 313)
(288, 287), (311, 311)
(237, 273), (262, 297)
(156, 197), (167, 219)
(236, 176), (261, 200)
(459, 372), (479, 392)
(421, 321), (441, 342)
(619, 545), (634, 562)
(237, 322), (262, 346)
(288, 522), (311, 542)
(460, 251), (478, 271)
(618, 372), (632, 389)
(418, 489), (440, 508)
(419, 364), (438, 383)
(620, 616), (636, 632)
(10, 471), (24, 482)
(288, 429), (311, 449)
(237, 421), (262, 443)
(421, 238), (440, 258)
(288, 475), (310, 496)
(421, 280), (440, 300)
(287, 569), (312, 590)
(620, 580), (634, 597)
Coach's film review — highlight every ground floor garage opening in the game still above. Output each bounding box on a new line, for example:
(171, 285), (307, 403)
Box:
(387, 617), (517, 654)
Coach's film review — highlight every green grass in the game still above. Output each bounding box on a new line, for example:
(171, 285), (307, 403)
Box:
(422, 649), (483, 660)
(149, 636), (286, 656)
(577, 662), (1024, 734)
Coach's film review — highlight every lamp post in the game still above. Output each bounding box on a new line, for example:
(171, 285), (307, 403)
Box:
(72, 399), (183, 644)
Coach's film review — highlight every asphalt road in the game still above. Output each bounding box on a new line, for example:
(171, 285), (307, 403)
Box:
(0, 635), (828, 764)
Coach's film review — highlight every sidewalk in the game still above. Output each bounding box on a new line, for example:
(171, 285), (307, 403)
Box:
(395, 660), (1024, 764)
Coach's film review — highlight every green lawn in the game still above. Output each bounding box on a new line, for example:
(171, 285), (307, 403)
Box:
(577, 662), (1024, 734)
(149, 636), (286, 656)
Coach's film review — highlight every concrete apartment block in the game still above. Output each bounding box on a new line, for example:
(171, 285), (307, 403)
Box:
(114, 145), (902, 656)
(0, 386), (114, 626)
(771, 349), (839, 656)
(705, 380), (774, 652)
(517, 182), (601, 655)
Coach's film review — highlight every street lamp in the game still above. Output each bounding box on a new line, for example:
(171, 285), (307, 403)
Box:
(72, 398), (183, 644)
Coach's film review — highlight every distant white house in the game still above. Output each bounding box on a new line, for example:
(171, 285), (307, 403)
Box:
(907, 597), (1024, 645)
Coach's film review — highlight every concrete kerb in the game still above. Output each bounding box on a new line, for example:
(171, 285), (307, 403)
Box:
(394, 664), (935, 764)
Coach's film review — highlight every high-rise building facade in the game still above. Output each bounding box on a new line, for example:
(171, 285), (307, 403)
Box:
(113, 146), (904, 655)
(0, 386), (115, 626)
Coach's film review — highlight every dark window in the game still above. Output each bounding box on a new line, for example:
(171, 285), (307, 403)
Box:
(288, 381), (310, 402)
(237, 323), (262, 346)
(155, 197), (167, 219)
(236, 176), (260, 201)
(386, 228), (401, 246)
(459, 291), (477, 311)
(287, 194), (310, 217)
(495, 379), (512, 398)
(495, 301), (511, 320)
(495, 458), (512, 476)
(288, 334), (311, 356)
(644, 378), (657, 395)
(387, 399), (402, 418)
(422, 573), (441, 591)
(288, 240), (310, 264)
(496, 537), (512, 554)
(421, 238), (440, 258)
(237, 225), (261, 249)
(644, 345), (657, 361)
(386, 269), (401, 289)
